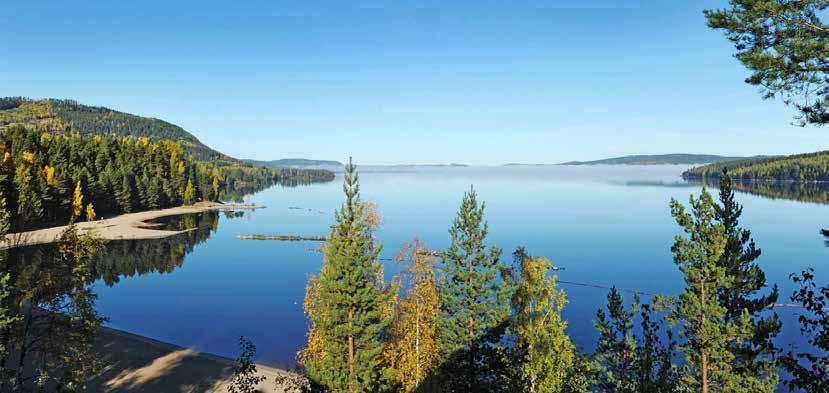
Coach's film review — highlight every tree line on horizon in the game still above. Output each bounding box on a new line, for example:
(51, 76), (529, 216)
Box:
(228, 160), (827, 393)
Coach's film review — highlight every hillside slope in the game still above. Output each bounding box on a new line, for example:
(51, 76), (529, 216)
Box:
(683, 150), (829, 181)
(0, 98), (226, 161)
(561, 153), (757, 165)
(243, 158), (344, 169)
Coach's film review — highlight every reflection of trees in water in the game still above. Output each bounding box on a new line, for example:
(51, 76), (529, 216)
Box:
(690, 179), (829, 205)
(0, 226), (106, 391)
(221, 173), (334, 203)
(93, 212), (220, 286)
(0, 212), (222, 390)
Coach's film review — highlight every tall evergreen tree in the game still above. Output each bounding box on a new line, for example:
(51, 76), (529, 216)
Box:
(13, 156), (42, 229)
(115, 176), (133, 213)
(438, 187), (510, 391)
(714, 169), (780, 384)
(669, 189), (770, 393)
(593, 289), (679, 393)
(303, 158), (393, 392)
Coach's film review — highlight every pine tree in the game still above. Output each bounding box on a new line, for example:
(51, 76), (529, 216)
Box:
(594, 289), (638, 393)
(438, 186), (509, 391)
(72, 180), (84, 220)
(385, 239), (441, 392)
(669, 189), (758, 393)
(594, 289), (679, 393)
(510, 251), (574, 393)
(714, 169), (780, 387)
(303, 158), (393, 392)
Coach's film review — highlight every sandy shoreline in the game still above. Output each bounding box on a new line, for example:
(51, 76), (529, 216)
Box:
(2, 202), (263, 249)
(90, 326), (294, 393)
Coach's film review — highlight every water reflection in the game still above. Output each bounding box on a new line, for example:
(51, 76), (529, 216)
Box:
(618, 178), (829, 206)
(0, 211), (227, 389)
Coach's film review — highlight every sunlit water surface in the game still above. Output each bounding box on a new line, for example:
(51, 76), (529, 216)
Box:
(87, 165), (828, 366)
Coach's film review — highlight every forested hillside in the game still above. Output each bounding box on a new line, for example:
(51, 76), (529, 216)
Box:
(0, 98), (226, 161)
(683, 150), (829, 181)
(0, 124), (332, 231)
(561, 153), (756, 165)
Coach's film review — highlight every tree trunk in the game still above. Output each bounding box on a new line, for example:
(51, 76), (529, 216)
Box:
(415, 301), (421, 384)
(348, 307), (355, 388)
(700, 279), (708, 393)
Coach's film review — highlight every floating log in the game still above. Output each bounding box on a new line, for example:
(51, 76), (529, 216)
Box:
(237, 234), (326, 241)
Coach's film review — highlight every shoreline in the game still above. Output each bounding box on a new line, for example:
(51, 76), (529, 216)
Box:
(90, 326), (293, 392)
(2, 201), (264, 249)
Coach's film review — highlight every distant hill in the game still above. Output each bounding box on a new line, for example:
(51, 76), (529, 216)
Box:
(243, 158), (344, 169)
(560, 154), (760, 166)
(0, 98), (227, 161)
(683, 150), (829, 181)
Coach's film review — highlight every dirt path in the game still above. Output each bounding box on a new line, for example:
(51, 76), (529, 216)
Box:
(2, 202), (264, 249)
(89, 327), (295, 393)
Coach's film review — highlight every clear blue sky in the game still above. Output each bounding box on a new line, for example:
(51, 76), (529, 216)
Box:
(1, 1), (824, 165)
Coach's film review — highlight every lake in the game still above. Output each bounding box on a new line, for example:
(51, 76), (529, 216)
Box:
(75, 165), (828, 366)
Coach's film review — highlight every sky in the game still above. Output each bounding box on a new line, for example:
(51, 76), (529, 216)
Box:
(1, 1), (825, 165)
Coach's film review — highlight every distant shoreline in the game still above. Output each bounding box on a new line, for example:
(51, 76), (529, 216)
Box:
(2, 201), (263, 249)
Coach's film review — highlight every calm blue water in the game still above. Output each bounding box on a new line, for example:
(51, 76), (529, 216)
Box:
(91, 165), (829, 366)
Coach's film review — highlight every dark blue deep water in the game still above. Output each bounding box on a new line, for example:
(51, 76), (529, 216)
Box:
(87, 165), (828, 367)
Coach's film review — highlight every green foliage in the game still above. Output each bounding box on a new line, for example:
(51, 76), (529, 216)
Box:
(437, 186), (511, 391)
(229, 337), (266, 393)
(0, 125), (331, 231)
(303, 158), (394, 392)
(669, 189), (773, 392)
(781, 269), (829, 392)
(593, 289), (679, 393)
(705, 0), (829, 125)
(714, 171), (780, 384)
(182, 179), (196, 205)
(0, 221), (107, 391)
(683, 150), (829, 181)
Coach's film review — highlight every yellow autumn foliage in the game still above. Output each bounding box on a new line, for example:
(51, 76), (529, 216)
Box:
(298, 274), (327, 366)
(21, 151), (35, 164)
(85, 203), (96, 221)
(72, 181), (84, 219)
(384, 239), (441, 392)
(42, 165), (55, 185)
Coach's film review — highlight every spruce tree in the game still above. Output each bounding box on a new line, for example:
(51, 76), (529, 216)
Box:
(115, 176), (133, 213)
(714, 169), (780, 385)
(438, 187), (509, 391)
(303, 158), (393, 392)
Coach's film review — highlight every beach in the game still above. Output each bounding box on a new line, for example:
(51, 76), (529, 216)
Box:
(2, 202), (262, 249)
